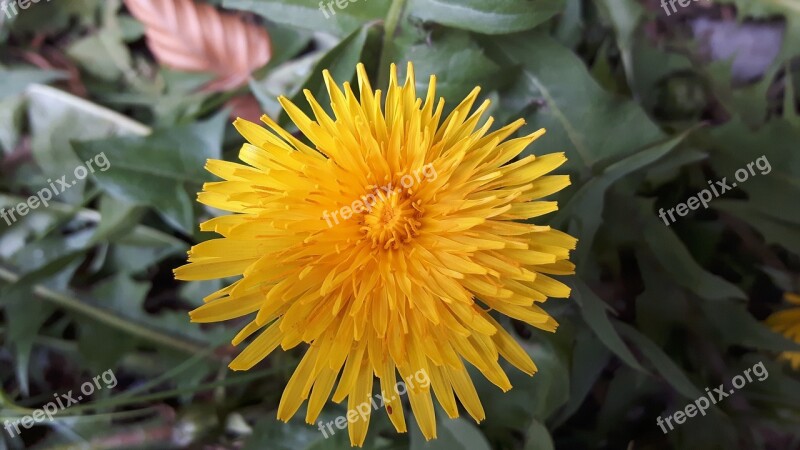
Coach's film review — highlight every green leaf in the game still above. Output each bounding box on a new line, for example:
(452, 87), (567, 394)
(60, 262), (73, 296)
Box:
(250, 34), (339, 118)
(488, 30), (665, 175)
(0, 68), (66, 101)
(745, 357), (800, 408)
(0, 193), (185, 262)
(262, 24), (314, 72)
(0, 262), (211, 362)
(223, 0), (389, 37)
(630, 40), (693, 113)
(72, 112), (226, 233)
(570, 279), (644, 371)
(594, 367), (657, 433)
(478, 332), (570, 425)
(243, 415), (351, 449)
(517, 339), (570, 421)
(700, 300), (800, 353)
(523, 419), (554, 450)
(706, 119), (800, 225)
(595, 0), (644, 84)
(556, 130), (691, 265)
(67, 25), (132, 81)
(0, 95), (25, 155)
(407, 0), (565, 35)
(553, 326), (610, 425)
(410, 413), (491, 450)
(5, 0), (102, 33)
(643, 217), (747, 301)
(715, 200), (800, 257)
(784, 62), (800, 126)
(26, 84), (150, 184)
(635, 252), (690, 344)
(88, 196), (146, 245)
(1, 252), (85, 394)
(118, 15), (145, 41)
(281, 25), (379, 127)
(391, 30), (505, 105)
(107, 237), (186, 274)
(8, 229), (94, 278)
(78, 274), (150, 372)
(179, 280), (224, 308)
(552, 0), (584, 48)
(617, 323), (704, 401)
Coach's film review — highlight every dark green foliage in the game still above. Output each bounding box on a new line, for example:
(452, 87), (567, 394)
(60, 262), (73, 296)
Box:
(1, 0), (799, 448)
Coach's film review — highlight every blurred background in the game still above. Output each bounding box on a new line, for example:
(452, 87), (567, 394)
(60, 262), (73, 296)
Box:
(1, 0), (800, 448)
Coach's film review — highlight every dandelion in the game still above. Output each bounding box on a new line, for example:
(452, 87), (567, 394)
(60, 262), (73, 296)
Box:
(766, 292), (800, 370)
(174, 62), (576, 446)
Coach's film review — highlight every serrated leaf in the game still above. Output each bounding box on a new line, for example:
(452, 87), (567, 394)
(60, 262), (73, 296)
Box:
(489, 30), (665, 175)
(72, 112), (226, 233)
(392, 30), (505, 105)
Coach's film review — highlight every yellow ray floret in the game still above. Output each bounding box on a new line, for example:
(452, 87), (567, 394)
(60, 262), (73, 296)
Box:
(174, 62), (577, 447)
(766, 293), (800, 370)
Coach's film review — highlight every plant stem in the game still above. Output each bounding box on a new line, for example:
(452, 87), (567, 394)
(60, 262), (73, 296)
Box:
(65, 368), (278, 414)
(114, 335), (230, 402)
(377, 0), (409, 88)
(0, 267), (215, 360)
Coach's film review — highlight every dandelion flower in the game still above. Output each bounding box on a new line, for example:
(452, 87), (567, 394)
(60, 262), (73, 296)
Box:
(174, 62), (577, 446)
(766, 292), (800, 370)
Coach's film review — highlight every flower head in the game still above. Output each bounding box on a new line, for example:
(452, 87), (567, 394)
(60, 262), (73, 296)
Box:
(174, 62), (576, 446)
(766, 292), (800, 370)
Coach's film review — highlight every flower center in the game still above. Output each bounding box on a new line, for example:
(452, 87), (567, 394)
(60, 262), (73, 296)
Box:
(360, 190), (422, 249)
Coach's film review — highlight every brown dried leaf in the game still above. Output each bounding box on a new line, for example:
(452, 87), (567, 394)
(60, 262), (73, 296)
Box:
(226, 94), (263, 123)
(124, 0), (271, 92)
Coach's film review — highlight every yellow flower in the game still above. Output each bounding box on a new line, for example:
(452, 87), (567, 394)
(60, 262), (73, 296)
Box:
(766, 292), (800, 370)
(174, 62), (576, 446)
